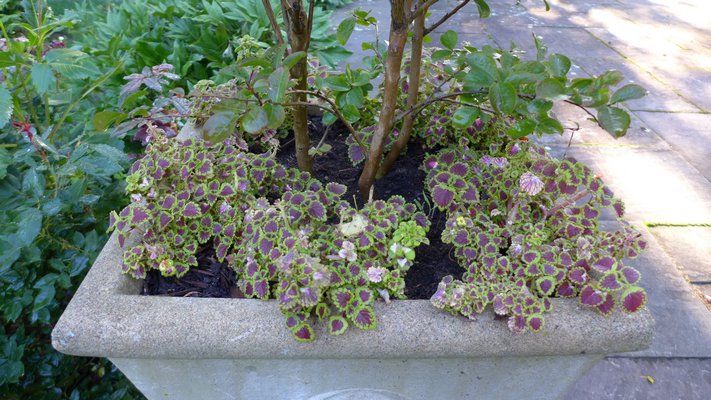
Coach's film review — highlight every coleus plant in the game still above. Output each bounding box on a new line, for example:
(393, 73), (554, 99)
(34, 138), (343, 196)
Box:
(425, 138), (647, 332)
(108, 126), (430, 341)
(108, 125), (295, 278)
(230, 184), (430, 341)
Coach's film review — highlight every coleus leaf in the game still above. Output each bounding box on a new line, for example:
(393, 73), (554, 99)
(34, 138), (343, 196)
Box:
(527, 314), (545, 332)
(592, 256), (617, 272)
(315, 303), (331, 321)
(536, 277), (555, 296)
(579, 285), (605, 307)
(181, 202), (201, 218)
(328, 316), (349, 336)
(621, 287), (647, 313)
(331, 288), (353, 311)
(595, 293), (615, 316)
(350, 306), (377, 330)
(600, 272), (622, 290)
(507, 315), (526, 333)
(568, 266), (588, 285)
(292, 322), (315, 342)
(432, 186), (455, 209)
(620, 266), (641, 285)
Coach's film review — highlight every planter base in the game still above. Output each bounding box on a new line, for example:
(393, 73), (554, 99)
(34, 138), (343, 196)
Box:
(112, 355), (599, 400)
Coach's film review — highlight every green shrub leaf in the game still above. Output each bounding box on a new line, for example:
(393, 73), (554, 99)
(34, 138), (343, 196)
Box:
(597, 106), (631, 137)
(0, 85), (12, 129)
(337, 17), (356, 46)
(30, 63), (55, 95)
(611, 84), (647, 104)
(440, 30), (458, 50)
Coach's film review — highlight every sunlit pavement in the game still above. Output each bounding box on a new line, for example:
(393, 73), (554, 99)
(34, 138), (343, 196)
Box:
(333, 1), (711, 398)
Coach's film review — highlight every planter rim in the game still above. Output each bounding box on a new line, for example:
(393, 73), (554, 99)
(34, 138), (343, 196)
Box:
(52, 232), (654, 360)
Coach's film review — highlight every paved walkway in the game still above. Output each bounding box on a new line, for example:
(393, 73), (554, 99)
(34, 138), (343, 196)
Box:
(334, 0), (711, 398)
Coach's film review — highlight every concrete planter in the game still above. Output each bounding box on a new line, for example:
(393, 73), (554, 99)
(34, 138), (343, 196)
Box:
(52, 232), (654, 400)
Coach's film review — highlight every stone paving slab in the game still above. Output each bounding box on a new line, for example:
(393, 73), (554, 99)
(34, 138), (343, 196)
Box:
(649, 226), (711, 283)
(573, 56), (703, 113)
(545, 145), (711, 224)
(534, 103), (668, 148)
(562, 357), (711, 400)
(633, 112), (711, 182)
(622, 225), (711, 357)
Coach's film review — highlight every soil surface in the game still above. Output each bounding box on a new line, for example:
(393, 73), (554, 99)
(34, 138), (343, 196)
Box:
(143, 120), (462, 299)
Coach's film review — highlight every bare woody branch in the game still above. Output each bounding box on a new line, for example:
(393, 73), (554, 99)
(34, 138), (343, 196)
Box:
(261, 0), (285, 45)
(424, 0), (470, 36)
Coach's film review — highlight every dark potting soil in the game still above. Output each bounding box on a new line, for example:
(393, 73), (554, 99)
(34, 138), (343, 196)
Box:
(143, 119), (462, 299)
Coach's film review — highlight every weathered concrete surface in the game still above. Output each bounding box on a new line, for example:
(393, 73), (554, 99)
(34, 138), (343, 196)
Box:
(52, 233), (653, 360)
(562, 357), (711, 400)
(111, 356), (600, 400)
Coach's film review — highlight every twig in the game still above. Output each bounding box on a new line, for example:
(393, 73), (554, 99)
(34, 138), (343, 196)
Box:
(313, 122), (332, 154)
(546, 189), (590, 217)
(261, 0), (285, 45)
(305, 0), (315, 49)
(288, 89), (367, 152)
(411, 0), (440, 21)
(424, 0), (470, 35)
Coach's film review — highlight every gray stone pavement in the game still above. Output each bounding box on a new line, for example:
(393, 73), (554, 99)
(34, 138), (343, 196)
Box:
(333, 0), (711, 398)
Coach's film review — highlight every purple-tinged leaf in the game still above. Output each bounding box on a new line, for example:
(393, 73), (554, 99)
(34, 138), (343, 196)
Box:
(432, 186), (455, 209)
(565, 224), (584, 238)
(326, 182), (347, 197)
(351, 306), (376, 330)
(308, 201), (326, 220)
(450, 162), (468, 176)
(254, 280), (269, 299)
(600, 273), (622, 290)
(131, 207), (149, 225)
(285, 315), (299, 329)
(213, 223), (223, 235)
(454, 230), (469, 246)
(508, 315), (526, 333)
(181, 202), (200, 218)
(525, 264), (541, 277)
(519, 172), (544, 196)
(595, 293), (615, 316)
(219, 183), (236, 196)
(527, 315), (544, 332)
(328, 316), (348, 336)
(292, 323), (314, 342)
(592, 256), (617, 272)
(259, 238), (273, 254)
(493, 295), (508, 315)
(158, 212), (172, 229)
(216, 244), (228, 261)
(161, 195), (177, 210)
(252, 169), (266, 183)
(224, 224), (235, 238)
(536, 277), (555, 296)
(580, 285), (605, 307)
(522, 251), (540, 264)
(358, 289), (373, 304)
(315, 303), (330, 321)
(557, 281), (576, 297)
(621, 287), (647, 313)
(620, 266), (641, 285)
(559, 252), (574, 267)
(332, 290), (352, 311)
(300, 287), (319, 307)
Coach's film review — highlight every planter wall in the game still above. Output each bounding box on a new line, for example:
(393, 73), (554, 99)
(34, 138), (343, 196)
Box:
(52, 232), (654, 400)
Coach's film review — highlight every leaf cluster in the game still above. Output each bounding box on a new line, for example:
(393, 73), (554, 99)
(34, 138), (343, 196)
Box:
(425, 138), (648, 332)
